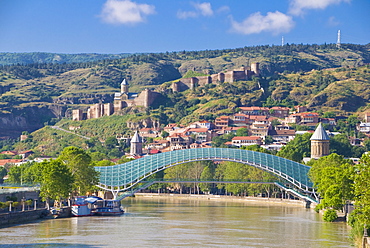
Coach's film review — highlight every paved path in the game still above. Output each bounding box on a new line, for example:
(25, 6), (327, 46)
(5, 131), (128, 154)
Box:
(50, 126), (91, 140)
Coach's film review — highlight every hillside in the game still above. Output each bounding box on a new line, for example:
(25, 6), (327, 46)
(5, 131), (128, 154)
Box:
(0, 43), (370, 139)
(0, 52), (131, 65)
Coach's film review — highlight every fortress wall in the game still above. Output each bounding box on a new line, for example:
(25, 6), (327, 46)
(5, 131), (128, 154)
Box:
(114, 101), (124, 112)
(251, 62), (260, 76)
(233, 71), (247, 81)
(133, 89), (156, 107)
(72, 109), (83, 121)
(211, 74), (219, 83)
(104, 103), (113, 116)
(224, 71), (235, 83)
(197, 76), (212, 86)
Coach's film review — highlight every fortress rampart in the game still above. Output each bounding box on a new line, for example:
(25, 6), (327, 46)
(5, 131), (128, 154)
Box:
(172, 63), (260, 92)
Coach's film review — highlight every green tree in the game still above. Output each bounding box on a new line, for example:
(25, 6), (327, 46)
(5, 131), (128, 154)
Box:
(277, 133), (312, 162)
(59, 146), (99, 194)
(352, 153), (370, 227)
(164, 164), (188, 193)
(89, 151), (107, 161)
(236, 128), (249, 136)
(161, 131), (169, 138)
(199, 165), (214, 193)
(39, 159), (73, 203)
(222, 162), (249, 195)
(329, 134), (353, 157)
(264, 135), (274, 145)
(241, 144), (274, 154)
(308, 153), (354, 212)
(6, 166), (22, 184)
(212, 133), (235, 148)
(321, 111), (336, 118)
(105, 136), (118, 149)
(0, 166), (6, 183)
(95, 160), (114, 167)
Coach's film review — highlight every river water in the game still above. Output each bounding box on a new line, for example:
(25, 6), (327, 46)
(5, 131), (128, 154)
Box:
(0, 197), (351, 247)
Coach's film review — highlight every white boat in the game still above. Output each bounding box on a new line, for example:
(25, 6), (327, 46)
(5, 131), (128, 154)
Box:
(71, 196), (94, 217)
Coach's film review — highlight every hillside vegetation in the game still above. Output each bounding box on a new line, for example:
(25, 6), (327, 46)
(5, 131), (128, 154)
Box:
(0, 43), (369, 142)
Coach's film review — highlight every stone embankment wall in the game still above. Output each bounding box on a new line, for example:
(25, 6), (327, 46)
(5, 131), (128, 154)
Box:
(0, 209), (47, 226)
(134, 193), (311, 208)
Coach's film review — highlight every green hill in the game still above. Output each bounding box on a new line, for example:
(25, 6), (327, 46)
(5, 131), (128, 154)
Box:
(0, 43), (369, 141)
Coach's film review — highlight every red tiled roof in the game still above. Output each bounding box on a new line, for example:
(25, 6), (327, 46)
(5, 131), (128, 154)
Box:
(0, 151), (18, 155)
(0, 159), (23, 166)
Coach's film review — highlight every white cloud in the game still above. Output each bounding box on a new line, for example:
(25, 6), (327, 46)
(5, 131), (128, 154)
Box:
(194, 2), (213, 16)
(216, 6), (230, 14)
(289, 0), (351, 16)
(230, 11), (295, 35)
(100, 0), (155, 25)
(328, 16), (340, 26)
(177, 10), (198, 19)
(177, 2), (214, 19)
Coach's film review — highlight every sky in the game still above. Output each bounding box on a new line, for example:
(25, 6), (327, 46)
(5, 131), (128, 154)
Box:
(0, 0), (369, 54)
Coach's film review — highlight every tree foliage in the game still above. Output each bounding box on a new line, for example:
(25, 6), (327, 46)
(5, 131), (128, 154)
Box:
(308, 153), (354, 211)
(39, 159), (73, 201)
(59, 146), (99, 194)
(352, 153), (370, 227)
(277, 133), (311, 162)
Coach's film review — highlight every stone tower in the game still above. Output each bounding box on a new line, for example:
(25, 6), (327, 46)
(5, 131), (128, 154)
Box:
(251, 62), (260, 76)
(130, 130), (143, 156)
(310, 123), (330, 159)
(121, 79), (129, 94)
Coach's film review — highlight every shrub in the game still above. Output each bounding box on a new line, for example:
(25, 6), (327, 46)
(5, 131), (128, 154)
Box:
(314, 203), (323, 213)
(323, 209), (338, 222)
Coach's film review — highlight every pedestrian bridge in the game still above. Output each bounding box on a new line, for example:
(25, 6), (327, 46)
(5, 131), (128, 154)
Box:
(95, 148), (314, 194)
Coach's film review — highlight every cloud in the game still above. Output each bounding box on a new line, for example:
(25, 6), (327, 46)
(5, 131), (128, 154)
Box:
(177, 2), (214, 19)
(100, 0), (155, 25)
(230, 11), (295, 35)
(195, 2), (213, 16)
(328, 16), (340, 26)
(289, 0), (351, 16)
(216, 6), (230, 14)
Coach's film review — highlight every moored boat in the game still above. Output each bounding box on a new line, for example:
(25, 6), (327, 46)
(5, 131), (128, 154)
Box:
(92, 199), (124, 216)
(71, 196), (94, 217)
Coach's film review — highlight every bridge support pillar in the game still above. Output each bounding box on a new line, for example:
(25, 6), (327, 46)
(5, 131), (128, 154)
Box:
(304, 200), (311, 209)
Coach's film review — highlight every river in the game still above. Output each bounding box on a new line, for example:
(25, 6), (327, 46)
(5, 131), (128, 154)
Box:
(0, 196), (351, 247)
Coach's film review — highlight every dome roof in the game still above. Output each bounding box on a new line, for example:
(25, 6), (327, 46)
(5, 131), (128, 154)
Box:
(310, 123), (330, 140)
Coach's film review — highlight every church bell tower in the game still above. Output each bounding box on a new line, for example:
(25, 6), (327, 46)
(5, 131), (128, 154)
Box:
(310, 123), (330, 159)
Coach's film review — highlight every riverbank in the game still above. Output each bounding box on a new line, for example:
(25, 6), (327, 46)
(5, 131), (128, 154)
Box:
(133, 193), (314, 208)
(0, 209), (48, 227)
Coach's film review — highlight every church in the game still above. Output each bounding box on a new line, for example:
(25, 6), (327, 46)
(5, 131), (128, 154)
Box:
(72, 79), (161, 121)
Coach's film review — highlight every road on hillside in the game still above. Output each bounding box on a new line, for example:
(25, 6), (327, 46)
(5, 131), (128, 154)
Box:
(50, 126), (91, 140)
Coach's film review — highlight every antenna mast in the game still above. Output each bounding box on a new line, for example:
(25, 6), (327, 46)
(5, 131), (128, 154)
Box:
(282, 36), (284, 46)
(336, 30), (341, 48)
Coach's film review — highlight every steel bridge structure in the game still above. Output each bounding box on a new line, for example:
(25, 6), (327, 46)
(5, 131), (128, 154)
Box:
(95, 148), (317, 202)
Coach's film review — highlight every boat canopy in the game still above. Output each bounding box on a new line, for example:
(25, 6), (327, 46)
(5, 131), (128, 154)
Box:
(84, 196), (103, 204)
